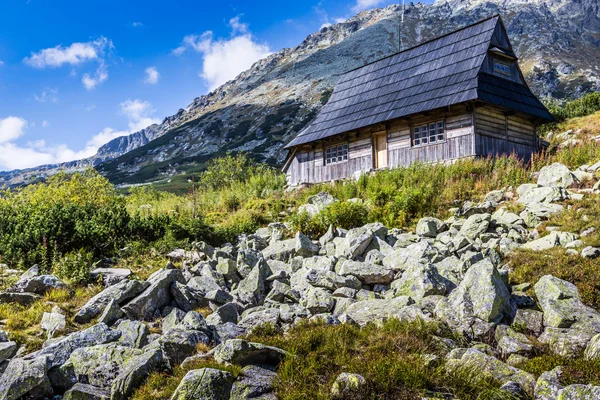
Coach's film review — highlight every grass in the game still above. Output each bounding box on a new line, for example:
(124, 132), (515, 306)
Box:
(508, 248), (600, 309)
(0, 285), (102, 352)
(539, 195), (600, 247)
(518, 355), (600, 387)
(245, 319), (511, 400)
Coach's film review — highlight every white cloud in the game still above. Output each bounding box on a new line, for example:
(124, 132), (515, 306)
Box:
(0, 117), (27, 144)
(229, 16), (249, 35)
(24, 37), (113, 68)
(0, 60), (4, 66)
(42, 120), (49, 128)
(132, 22), (144, 27)
(144, 66), (159, 84)
(34, 88), (58, 103)
(174, 17), (271, 91)
(120, 99), (161, 131)
(82, 63), (108, 90)
(0, 99), (161, 170)
(84, 105), (96, 112)
(351, 0), (385, 13)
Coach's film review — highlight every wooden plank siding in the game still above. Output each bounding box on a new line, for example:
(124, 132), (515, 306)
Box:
(287, 107), (476, 185)
(285, 104), (540, 185)
(473, 105), (537, 160)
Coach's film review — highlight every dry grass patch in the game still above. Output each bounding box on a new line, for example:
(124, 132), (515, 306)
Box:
(508, 248), (600, 309)
(246, 319), (509, 400)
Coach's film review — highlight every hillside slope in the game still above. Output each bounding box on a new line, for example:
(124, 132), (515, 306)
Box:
(2, 0), (599, 187)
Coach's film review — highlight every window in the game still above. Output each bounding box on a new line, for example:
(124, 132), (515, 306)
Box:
(325, 143), (348, 165)
(413, 121), (445, 146)
(494, 61), (511, 76)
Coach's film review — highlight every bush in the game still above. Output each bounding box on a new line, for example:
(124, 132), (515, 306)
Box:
(0, 170), (130, 269)
(52, 249), (95, 285)
(290, 200), (370, 237)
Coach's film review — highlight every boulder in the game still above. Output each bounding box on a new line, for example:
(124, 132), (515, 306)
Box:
(97, 299), (124, 326)
(416, 217), (443, 238)
(171, 282), (206, 312)
(446, 348), (535, 395)
(75, 279), (149, 324)
(435, 259), (514, 334)
(294, 232), (319, 258)
(521, 231), (578, 251)
(459, 213), (491, 241)
(205, 303), (239, 326)
(391, 262), (448, 301)
(336, 223), (387, 259)
(171, 368), (234, 400)
(41, 311), (66, 339)
(90, 268), (131, 287)
(534, 275), (600, 329)
(145, 330), (210, 367)
(261, 239), (296, 262)
(12, 271), (66, 295)
(0, 356), (51, 400)
(538, 327), (596, 358)
(110, 347), (165, 400)
(0, 342), (17, 364)
(582, 246), (600, 259)
(518, 187), (567, 205)
(61, 343), (143, 388)
(122, 269), (185, 320)
(534, 367), (564, 400)
(338, 260), (394, 285)
(238, 308), (280, 330)
(538, 162), (577, 188)
(63, 383), (110, 400)
(0, 292), (40, 305)
(230, 365), (276, 400)
(297, 192), (336, 217)
(331, 372), (366, 398)
(345, 297), (416, 327)
(117, 320), (150, 348)
(29, 323), (121, 369)
(301, 287), (335, 314)
(306, 269), (361, 291)
(234, 257), (269, 306)
(213, 339), (287, 367)
(214, 323), (247, 344)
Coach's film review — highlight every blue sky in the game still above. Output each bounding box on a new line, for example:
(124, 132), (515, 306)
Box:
(0, 0), (433, 171)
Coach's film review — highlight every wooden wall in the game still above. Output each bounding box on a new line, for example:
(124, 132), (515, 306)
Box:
(474, 105), (537, 159)
(285, 104), (539, 185)
(387, 107), (474, 167)
(285, 130), (373, 185)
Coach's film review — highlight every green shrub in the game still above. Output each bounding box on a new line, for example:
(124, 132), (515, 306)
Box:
(52, 249), (95, 285)
(0, 170), (130, 269)
(290, 200), (370, 237)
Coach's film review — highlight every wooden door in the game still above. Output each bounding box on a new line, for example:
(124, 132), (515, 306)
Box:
(375, 133), (388, 169)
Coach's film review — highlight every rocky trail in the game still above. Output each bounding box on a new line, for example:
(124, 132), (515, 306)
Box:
(1, 157), (600, 399)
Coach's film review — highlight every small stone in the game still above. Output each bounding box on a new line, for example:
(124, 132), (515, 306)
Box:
(331, 372), (366, 398)
(582, 246), (600, 259)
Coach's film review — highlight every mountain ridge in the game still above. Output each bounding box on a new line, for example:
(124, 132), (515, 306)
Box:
(2, 0), (599, 188)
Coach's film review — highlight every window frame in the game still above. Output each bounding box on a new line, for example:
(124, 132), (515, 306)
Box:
(493, 60), (512, 76)
(324, 142), (349, 166)
(412, 120), (446, 147)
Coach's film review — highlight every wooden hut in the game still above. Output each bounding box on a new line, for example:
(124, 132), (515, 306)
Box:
(283, 15), (553, 185)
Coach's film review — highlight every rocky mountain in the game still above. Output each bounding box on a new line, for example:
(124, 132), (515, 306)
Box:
(2, 0), (599, 188)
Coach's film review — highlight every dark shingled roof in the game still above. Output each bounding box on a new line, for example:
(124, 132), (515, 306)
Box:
(286, 15), (552, 149)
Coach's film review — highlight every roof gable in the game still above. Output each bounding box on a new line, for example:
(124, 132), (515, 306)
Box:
(286, 15), (551, 149)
